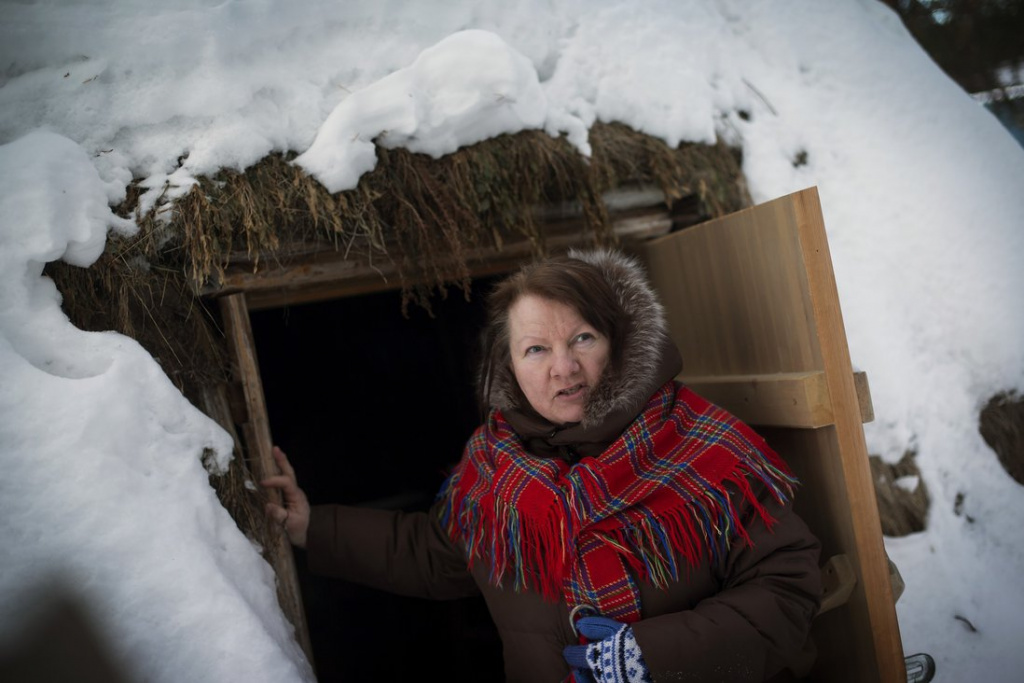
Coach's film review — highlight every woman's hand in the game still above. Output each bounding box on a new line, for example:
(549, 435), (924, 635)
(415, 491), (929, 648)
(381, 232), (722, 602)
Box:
(261, 446), (311, 549)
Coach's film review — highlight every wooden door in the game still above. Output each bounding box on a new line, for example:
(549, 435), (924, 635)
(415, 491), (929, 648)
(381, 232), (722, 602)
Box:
(639, 187), (905, 682)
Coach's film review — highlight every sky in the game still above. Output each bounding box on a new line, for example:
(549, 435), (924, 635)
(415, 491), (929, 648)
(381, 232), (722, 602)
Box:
(1, 0), (1023, 681)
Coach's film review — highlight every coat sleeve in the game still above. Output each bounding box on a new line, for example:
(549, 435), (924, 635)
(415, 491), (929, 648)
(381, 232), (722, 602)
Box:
(304, 502), (481, 601)
(630, 486), (822, 683)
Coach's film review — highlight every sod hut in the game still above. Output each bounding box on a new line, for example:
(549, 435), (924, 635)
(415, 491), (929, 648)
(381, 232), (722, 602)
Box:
(44, 121), (749, 680)
(45, 122), (907, 682)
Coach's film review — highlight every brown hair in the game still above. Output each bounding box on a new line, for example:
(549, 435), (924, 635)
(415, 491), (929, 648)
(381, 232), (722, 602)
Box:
(477, 254), (630, 416)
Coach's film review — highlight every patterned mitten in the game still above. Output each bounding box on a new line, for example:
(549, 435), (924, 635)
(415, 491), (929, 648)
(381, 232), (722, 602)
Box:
(563, 616), (653, 683)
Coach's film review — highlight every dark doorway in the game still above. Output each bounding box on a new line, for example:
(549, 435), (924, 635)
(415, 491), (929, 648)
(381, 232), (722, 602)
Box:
(251, 278), (505, 682)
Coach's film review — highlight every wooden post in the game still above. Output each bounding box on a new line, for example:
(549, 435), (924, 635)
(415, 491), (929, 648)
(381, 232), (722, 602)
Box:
(219, 293), (314, 668)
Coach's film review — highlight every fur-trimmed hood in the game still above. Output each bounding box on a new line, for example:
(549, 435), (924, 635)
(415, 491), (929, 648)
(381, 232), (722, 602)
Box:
(486, 248), (683, 459)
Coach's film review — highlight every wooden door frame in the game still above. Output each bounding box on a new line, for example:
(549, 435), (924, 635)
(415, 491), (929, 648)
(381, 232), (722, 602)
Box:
(207, 186), (905, 681)
(218, 293), (314, 667)
(203, 190), (678, 672)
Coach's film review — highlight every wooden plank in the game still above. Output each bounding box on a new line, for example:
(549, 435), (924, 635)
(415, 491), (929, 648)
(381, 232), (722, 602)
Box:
(680, 371), (874, 428)
(790, 188), (905, 682)
(219, 294), (314, 668)
(680, 371), (833, 428)
(642, 201), (821, 377)
(855, 370), (875, 424)
(206, 207), (674, 311)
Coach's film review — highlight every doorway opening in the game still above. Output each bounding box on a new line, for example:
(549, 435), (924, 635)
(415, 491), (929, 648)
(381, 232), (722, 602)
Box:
(250, 276), (505, 682)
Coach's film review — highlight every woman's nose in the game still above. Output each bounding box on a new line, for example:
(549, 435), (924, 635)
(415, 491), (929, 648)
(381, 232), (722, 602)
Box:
(551, 349), (580, 377)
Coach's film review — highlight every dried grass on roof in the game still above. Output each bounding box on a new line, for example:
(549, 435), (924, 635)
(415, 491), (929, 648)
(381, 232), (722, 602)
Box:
(167, 122), (747, 306)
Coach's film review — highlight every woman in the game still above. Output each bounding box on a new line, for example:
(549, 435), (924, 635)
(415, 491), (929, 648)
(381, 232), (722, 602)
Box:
(263, 249), (821, 683)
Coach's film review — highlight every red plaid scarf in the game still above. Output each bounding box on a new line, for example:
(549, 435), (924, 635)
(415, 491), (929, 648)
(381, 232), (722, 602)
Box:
(438, 380), (797, 623)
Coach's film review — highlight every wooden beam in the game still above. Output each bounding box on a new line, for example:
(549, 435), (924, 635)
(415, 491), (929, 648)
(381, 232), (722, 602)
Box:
(681, 371), (874, 428)
(219, 293), (314, 668)
(204, 206), (674, 311)
(854, 370), (875, 424)
(790, 188), (904, 682)
(682, 371), (831, 428)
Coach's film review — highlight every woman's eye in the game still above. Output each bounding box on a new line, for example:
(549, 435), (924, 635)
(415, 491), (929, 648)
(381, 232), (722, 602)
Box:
(575, 332), (594, 343)
(525, 345), (544, 355)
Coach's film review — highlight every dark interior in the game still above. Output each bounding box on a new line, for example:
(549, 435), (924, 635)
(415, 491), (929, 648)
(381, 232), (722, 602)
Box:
(251, 277), (506, 682)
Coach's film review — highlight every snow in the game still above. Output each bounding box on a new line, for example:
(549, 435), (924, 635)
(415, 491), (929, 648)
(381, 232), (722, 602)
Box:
(0, 132), (312, 681)
(1, 0), (1022, 681)
(295, 29), (547, 193)
(895, 475), (921, 494)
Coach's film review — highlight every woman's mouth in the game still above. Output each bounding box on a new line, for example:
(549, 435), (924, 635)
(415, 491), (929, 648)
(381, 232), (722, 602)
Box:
(556, 384), (586, 400)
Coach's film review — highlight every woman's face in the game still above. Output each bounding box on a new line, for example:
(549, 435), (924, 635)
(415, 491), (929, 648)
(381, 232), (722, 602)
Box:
(507, 294), (611, 425)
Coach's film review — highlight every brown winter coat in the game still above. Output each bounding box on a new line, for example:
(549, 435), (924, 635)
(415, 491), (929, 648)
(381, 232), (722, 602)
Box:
(305, 250), (821, 682)
(308, 484), (819, 682)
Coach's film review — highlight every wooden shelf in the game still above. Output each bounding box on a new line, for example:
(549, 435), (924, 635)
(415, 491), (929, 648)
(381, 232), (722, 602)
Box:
(681, 370), (874, 428)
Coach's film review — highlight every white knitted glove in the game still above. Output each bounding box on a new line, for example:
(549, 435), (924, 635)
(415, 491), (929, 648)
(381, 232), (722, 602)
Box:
(564, 616), (653, 683)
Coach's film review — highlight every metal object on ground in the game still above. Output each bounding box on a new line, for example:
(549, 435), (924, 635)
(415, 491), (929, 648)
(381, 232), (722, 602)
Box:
(905, 653), (936, 683)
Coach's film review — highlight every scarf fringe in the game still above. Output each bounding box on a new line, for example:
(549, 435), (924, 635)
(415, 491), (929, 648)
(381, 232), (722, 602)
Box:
(440, 480), (572, 600)
(440, 451), (797, 602)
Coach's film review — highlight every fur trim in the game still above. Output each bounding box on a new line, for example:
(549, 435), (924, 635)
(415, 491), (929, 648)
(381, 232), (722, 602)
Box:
(567, 249), (671, 428)
(487, 248), (672, 429)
